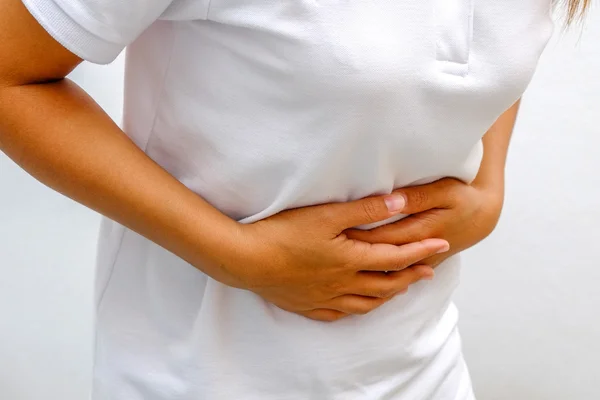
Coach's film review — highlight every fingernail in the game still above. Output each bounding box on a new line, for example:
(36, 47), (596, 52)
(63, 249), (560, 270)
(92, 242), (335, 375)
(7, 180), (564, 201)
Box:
(436, 243), (450, 254)
(416, 266), (435, 280)
(384, 194), (406, 213)
(422, 272), (435, 280)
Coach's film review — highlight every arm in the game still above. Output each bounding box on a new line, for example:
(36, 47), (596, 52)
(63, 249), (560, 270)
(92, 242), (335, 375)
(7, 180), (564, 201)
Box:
(0, 1), (244, 286)
(472, 99), (521, 201)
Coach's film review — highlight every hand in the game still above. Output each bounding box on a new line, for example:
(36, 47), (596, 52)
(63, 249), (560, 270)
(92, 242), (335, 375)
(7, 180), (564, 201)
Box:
(345, 178), (503, 270)
(225, 194), (450, 322)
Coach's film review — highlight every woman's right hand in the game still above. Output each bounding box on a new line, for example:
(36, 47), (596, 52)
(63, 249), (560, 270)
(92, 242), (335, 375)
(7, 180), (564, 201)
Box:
(223, 194), (450, 322)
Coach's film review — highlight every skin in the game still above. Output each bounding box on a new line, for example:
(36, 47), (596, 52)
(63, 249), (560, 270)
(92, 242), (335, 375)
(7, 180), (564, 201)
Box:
(0, 0), (514, 323)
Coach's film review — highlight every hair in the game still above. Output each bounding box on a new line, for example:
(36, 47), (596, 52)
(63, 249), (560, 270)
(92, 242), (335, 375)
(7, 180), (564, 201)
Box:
(566, 0), (590, 23)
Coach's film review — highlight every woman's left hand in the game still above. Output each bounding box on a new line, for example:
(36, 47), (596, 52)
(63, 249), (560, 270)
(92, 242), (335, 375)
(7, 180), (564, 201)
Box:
(345, 178), (504, 269)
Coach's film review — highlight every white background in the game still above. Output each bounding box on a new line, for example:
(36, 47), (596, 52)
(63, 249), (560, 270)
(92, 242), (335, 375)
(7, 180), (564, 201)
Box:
(1, 9), (599, 400)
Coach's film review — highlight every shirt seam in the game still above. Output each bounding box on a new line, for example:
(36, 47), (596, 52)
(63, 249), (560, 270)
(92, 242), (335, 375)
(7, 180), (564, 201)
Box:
(205, 0), (214, 19)
(94, 25), (177, 314)
(141, 24), (178, 152)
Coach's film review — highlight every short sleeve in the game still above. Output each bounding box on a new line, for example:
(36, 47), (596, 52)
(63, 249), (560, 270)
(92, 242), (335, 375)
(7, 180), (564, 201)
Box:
(21, 0), (176, 64)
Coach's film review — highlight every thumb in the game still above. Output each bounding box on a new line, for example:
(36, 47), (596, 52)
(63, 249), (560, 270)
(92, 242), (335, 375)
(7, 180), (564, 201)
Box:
(320, 193), (406, 230)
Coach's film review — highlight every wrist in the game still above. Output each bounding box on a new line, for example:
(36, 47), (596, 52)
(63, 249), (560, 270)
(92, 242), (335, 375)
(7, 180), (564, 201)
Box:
(475, 186), (505, 235)
(180, 210), (255, 288)
(469, 171), (505, 225)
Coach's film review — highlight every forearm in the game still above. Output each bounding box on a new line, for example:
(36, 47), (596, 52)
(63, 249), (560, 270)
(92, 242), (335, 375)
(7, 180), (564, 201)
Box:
(0, 79), (242, 281)
(472, 99), (521, 196)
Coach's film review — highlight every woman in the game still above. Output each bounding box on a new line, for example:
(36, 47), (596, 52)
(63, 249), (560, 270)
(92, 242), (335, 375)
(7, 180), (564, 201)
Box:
(0, 1), (586, 399)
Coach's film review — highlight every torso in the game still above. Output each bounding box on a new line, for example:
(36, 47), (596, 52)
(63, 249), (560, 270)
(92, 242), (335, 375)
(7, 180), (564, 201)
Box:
(94, 1), (553, 398)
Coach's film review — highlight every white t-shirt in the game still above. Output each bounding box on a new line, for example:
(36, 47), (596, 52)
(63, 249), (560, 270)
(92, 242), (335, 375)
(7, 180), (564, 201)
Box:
(23, 1), (554, 399)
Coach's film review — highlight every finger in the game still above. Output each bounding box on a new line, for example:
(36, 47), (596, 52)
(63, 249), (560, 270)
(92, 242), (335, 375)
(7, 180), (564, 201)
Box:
(316, 193), (406, 231)
(353, 238), (449, 271)
(324, 295), (391, 315)
(345, 210), (443, 245)
(349, 265), (434, 298)
(298, 309), (349, 322)
(394, 178), (459, 214)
